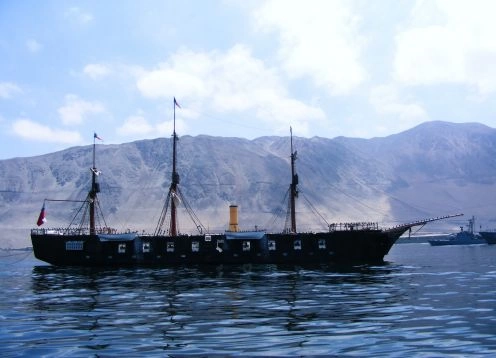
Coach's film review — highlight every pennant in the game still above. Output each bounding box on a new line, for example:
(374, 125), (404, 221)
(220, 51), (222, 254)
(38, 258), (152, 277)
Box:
(174, 97), (181, 108)
(36, 204), (47, 226)
(94, 133), (103, 141)
(171, 191), (182, 206)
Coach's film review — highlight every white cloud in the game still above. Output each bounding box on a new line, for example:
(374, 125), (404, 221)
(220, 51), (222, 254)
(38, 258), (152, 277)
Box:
(370, 85), (428, 123)
(65, 7), (93, 24)
(83, 64), (111, 80)
(117, 114), (186, 138)
(156, 119), (187, 136)
(26, 39), (42, 53)
(0, 82), (22, 99)
(256, 96), (325, 135)
(138, 66), (207, 100)
(136, 45), (325, 133)
(253, 0), (366, 95)
(12, 119), (82, 143)
(394, 0), (496, 96)
(81, 63), (144, 83)
(58, 94), (105, 125)
(117, 115), (153, 136)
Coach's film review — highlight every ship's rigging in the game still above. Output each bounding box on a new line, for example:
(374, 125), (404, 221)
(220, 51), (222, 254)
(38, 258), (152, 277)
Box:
(39, 133), (109, 234)
(153, 98), (206, 236)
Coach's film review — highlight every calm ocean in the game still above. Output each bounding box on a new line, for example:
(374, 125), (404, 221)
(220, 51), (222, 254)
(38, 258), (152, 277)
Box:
(1, 243), (496, 357)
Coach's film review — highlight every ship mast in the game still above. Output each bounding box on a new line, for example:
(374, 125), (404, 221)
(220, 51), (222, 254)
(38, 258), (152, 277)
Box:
(169, 98), (180, 236)
(89, 133), (100, 235)
(289, 127), (298, 233)
(153, 98), (207, 236)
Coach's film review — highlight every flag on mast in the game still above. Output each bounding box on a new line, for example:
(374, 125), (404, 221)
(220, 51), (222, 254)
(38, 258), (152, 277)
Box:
(174, 97), (181, 108)
(171, 191), (182, 206)
(36, 203), (47, 226)
(94, 133), (103, 141)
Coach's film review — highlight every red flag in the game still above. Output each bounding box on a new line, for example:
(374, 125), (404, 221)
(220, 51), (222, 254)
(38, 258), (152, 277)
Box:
(174, 97), (181, 108)
(37, 204), (46, 226)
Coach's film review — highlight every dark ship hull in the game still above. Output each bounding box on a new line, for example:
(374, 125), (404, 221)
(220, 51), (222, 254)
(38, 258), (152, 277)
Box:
(480, 231), (496, 244)
(31, 227), (408, 266)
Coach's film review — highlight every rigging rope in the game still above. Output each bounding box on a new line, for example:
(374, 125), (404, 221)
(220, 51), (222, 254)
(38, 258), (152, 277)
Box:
(177, 186), (206, 234)
(301, 191), (330, 227)
(263, 187), (289, 231)
(154, 190), (171, 235)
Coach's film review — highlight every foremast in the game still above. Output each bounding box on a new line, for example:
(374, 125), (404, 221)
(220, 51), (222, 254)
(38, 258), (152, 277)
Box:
(89, 133), (101, 235)
(289, 127), (298, 233)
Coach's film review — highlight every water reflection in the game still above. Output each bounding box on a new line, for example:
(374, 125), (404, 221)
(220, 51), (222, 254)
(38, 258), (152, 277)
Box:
(29, 263), (406, 354)
(1, 246), (494, 356)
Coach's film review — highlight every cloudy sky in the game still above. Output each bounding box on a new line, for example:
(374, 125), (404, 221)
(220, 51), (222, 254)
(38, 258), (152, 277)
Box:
(1, 0), (496, 159)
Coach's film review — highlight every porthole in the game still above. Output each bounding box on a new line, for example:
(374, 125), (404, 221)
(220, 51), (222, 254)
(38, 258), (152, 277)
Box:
(118, 243), (126, 254)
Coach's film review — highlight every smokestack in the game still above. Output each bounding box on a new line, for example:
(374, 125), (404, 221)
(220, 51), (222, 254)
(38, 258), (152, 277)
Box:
(229, 205), (239, 232)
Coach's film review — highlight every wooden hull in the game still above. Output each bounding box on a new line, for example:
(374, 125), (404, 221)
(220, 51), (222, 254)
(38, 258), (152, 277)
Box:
(31, 229), (406, 266)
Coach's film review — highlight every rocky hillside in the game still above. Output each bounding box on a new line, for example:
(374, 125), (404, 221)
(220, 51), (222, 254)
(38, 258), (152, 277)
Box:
(1, 121), (495, 248)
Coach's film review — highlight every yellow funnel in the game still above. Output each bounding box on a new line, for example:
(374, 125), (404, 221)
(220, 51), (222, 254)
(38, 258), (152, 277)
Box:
(229, 205), (239, 232)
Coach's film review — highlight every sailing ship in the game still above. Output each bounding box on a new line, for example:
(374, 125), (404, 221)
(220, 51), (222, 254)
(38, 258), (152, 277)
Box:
(31, 98), (460, 266)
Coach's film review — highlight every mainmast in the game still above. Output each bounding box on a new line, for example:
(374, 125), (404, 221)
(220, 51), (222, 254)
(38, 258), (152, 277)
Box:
(89, 133), (101, 235)
(153, 97), (206, 236)
(169, 98), (181, 236)
(289, 127), (298, 233)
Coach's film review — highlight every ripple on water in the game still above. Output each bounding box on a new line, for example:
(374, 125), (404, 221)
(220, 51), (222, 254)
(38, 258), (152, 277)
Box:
(2, 250), (496, 356)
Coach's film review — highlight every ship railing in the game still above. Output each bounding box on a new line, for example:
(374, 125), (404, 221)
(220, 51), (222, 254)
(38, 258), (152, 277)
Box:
(328, 222), (379, 232)
(31, 227), (122, 236)
(31, 228), (91, 235)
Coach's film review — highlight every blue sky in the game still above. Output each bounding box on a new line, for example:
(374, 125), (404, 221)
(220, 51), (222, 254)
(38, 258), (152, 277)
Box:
(1, 0), (496, 159)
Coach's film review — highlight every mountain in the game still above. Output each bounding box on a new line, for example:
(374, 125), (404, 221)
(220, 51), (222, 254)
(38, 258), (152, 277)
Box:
(1, 121), (496, 248)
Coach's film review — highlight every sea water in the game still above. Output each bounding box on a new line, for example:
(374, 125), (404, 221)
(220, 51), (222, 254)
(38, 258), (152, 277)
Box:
(1, 244), (496, 356)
